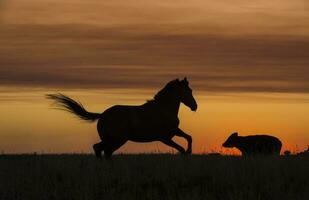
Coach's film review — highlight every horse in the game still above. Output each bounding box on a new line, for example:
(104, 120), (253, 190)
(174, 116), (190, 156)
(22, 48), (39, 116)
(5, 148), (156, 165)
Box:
(46, 78), (197, 159)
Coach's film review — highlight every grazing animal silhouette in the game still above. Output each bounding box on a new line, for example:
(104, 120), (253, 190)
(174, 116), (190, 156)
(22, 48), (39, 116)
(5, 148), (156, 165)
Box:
(222, 132), (282, 156)
(46, 78), (197, 159)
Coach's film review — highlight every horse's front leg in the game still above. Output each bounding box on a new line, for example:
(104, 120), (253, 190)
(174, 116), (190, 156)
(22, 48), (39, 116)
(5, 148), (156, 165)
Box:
(175, 128), (192, 154)
(161, 139), (185, 154)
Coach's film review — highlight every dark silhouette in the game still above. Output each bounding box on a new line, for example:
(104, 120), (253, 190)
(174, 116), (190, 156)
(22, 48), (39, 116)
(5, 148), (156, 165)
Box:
(47, 78), (197, 159)
(297, 146), (309, 156)
(222, 132), (282, 156)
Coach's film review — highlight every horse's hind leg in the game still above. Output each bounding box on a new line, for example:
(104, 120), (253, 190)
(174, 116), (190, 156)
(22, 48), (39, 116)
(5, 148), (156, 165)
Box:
(103, 139), (127, 160)
(93, 142), (105, 158)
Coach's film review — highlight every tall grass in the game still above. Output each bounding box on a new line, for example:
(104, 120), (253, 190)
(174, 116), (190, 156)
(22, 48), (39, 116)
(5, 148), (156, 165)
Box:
(0, 154), (308, 200)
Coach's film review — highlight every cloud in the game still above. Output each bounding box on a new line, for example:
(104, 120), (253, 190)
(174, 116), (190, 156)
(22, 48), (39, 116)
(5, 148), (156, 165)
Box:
(1, 0), (309, 93)
(1, 23), (309, 93)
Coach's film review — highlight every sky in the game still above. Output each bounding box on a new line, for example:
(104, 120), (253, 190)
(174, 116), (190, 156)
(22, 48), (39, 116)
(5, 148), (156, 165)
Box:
(0, 0), (309, 154)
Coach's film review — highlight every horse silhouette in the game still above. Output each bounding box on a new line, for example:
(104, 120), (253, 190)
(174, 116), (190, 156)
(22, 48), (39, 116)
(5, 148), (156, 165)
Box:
(47, 78), (197, 159)
(222, 132), (282, 156)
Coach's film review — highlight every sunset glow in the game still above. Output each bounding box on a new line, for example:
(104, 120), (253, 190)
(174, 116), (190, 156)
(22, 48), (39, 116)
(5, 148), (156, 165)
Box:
(1, 0), (309, 154)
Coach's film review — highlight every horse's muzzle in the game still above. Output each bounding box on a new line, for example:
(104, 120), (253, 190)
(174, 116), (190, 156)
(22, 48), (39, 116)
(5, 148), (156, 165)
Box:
(191, 104), (198, 112)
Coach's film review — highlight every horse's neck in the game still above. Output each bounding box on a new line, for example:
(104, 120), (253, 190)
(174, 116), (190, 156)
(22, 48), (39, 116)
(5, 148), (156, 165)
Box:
(156, 99), (180, 117)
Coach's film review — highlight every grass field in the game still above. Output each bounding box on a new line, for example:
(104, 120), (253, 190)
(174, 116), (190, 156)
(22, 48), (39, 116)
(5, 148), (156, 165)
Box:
(0, 154), (308, 200)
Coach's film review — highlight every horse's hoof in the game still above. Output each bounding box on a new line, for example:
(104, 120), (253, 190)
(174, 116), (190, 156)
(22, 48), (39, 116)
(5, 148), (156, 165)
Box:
(93, 145), (102, 158)
(186, 149), (192, 154)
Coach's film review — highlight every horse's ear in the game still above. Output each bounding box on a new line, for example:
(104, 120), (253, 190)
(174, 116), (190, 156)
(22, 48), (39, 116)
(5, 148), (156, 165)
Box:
(182, 77), (188, 85)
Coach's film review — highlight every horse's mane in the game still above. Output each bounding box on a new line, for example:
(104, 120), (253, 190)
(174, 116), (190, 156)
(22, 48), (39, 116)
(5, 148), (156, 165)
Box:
(147, 79), (179, 103)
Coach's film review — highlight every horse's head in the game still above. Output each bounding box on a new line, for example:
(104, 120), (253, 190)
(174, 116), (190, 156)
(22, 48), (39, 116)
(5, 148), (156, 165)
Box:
(177, 77), (197, 111)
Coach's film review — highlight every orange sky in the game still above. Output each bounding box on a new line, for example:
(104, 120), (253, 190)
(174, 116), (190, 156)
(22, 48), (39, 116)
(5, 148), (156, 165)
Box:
(0, 0), (309, 154)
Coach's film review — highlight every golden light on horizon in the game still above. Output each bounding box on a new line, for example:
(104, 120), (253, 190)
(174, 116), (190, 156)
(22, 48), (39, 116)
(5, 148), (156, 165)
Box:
(0, 0), (309, 154)
(0, 89), (308, 154)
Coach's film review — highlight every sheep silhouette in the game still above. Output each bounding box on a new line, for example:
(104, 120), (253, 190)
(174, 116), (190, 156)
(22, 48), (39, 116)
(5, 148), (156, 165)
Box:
(222, 132), (282, 156)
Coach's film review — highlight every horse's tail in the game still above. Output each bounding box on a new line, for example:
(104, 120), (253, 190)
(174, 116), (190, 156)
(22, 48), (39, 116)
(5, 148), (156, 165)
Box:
(46, 93), (101, 122)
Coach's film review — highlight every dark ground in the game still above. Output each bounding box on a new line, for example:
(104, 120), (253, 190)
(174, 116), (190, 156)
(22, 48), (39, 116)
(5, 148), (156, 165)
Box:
(0, 154), (308, 200)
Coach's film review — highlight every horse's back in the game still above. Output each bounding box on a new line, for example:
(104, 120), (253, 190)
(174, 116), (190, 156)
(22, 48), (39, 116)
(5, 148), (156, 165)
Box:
(96, 104), (178, 142)
(98, 104), (140, 127)
(102, 105), (139, 117)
